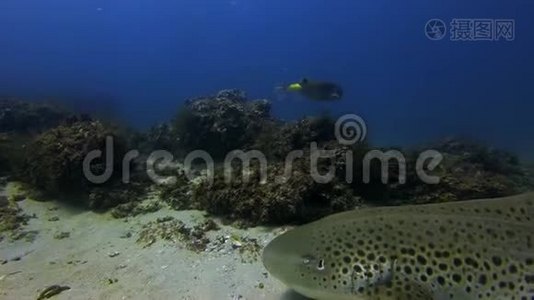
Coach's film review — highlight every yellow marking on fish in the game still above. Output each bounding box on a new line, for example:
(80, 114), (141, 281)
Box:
(262, 193), (534, 300)
(287, 83), (303, 91)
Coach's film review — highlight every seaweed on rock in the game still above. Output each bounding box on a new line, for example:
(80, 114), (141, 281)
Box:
(5, 92), (531, 225)
(0, 133), (33, 176)
(172, 89), (273, 158)
(0, 196), (28, 235)
(0, 98), (70, 134)
(361, 138), (533, 205)
(89, 179), (151, 211)
(191, 159), (360, 227)
(158, 171), (195, 211)
(0, 99), (74, 177)
(0, 185), (33, 241)
(21, 120), (130, 208)
(253, 115), (337, 160)
(132, 122), (180, 154)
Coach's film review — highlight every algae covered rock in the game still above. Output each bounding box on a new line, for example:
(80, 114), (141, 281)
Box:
(0, 98), (70, 134)
(0, 99), (73, 176)
(152, 140), (366, 226)
(136, 216), (219, 252)
(375, 138), (533, 205)
(0, 197), (27, 233)
(432, 137), (523, 174)
(253, 115), (336, 160)
(0, 133), (33, 176)
(132, 122), (180, 154)
(191, 160), (360, 226)
(89, 180), (150, 211)
(172, 89), (273, 158)
(158, 171), (195, 211)
(0, 183), (32, 240)
(110, 199), (161, 218)
(22, 120), (128, 202)
(139, 90), (337, 162)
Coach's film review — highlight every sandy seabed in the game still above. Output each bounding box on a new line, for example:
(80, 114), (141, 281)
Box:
(0, 183), (308, 300)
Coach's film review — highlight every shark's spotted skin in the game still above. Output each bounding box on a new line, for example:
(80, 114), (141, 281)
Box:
(262, 193), (534, 300)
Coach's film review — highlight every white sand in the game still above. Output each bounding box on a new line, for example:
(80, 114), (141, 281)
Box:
(0, 183), (308, 300)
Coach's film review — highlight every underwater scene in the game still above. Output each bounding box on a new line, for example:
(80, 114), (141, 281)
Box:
(1, 1), (534, 299)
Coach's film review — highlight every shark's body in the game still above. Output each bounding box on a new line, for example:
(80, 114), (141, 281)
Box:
(262, 193), (534, 300)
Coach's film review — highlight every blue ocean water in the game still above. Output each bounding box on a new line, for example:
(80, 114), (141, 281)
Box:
(0, 0), (533, 157)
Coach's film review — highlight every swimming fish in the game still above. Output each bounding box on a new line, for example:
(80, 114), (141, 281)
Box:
(283, 78), (343, 101)
(262, 193), (534, 300)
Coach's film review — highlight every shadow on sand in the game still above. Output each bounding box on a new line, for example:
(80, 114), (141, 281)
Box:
(279, 289), (312, 300)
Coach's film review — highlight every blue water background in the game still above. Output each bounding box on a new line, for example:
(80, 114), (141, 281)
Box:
(1, 0), (533, 158)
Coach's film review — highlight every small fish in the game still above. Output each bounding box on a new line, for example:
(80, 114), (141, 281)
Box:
(262, 193), (534, 300)
(281, 78), (343, 101)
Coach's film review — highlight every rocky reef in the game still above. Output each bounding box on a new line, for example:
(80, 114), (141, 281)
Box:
(136, 216), (220, 252)
(20, 119), (150, 209)
(420, 138), (531, 201)
(193, 160), (360, 227)
(155, 90), (533, 224)
(0, 99), (150, 212)
(0, 98), (71, 134)
(359, 138), (533, 205)
(0, 194), (25, 239)
(0, 93), (533, 227)
(22, 120), (122, 195)
(171, 89), (273, 158)
(253, 115), (337, 160)
(0, 99), (74, 176)
(0, 133), (32, 177)
(0, 182), (34, 242)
